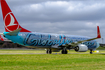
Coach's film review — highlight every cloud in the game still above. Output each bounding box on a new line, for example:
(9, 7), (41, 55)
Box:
(11, 1), (105, 23)
(0, 0), (105, 43)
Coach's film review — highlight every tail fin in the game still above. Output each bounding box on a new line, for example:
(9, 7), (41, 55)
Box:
(0, 0), (31, 32)
(97, 26), (101, 38)
(0, 35), (4, 41)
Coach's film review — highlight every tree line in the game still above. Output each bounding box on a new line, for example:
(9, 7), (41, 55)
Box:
(0, 40), (27, 48)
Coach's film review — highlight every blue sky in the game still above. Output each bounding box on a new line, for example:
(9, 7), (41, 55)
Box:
(0, 0), (105, 43)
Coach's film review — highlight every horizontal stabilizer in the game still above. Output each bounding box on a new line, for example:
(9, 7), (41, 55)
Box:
(6, 28), (21, 36)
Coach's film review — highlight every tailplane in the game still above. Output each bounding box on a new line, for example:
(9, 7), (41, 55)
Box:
(0, 0), (31, 32)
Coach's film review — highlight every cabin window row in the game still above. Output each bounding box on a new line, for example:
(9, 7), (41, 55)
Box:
(32, 34), (88, 41)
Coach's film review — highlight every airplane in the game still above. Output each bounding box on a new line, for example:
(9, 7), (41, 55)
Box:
(0, 0), (101, 54)
(0, 35), (4, 41)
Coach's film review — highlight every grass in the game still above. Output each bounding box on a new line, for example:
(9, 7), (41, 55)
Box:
(0, 49), (105, 70)
(0, 49), (46, 54)
(97, 46), (105, 50)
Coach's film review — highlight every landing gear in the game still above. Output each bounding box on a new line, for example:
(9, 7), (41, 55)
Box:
(90, 49), (93, 54)
(61, 49), (68, 54)
(46, 49), (52, 54)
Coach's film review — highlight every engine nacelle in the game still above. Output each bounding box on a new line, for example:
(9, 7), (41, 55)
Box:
(75, 44), (88, 52)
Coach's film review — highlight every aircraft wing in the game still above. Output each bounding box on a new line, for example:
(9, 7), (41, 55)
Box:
(69, 38), (98, 47)
(63, 26), (101, 47)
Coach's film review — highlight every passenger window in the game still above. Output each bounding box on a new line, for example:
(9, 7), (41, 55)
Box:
(63, 35), (66, 39)
(51, 35), (56, 40)
(27, 34), (41, 41)
(48, 35), (51, 39)
(42, 35), (48, 39)
(36, 35), (41, 38)
(59, 35), (62, 39)
(51, 35), (59, 40)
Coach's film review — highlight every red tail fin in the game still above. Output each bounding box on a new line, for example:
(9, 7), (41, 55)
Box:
(0, 0), (31, 32)
(97, 26), (101, 38)
(0, 35), (4, 41)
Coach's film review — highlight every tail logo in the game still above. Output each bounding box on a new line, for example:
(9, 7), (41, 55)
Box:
(4, 12), (19, 32)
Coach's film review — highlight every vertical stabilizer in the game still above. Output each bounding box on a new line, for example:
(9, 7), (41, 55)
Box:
(0, 0), (31, 32)
(97, 26), (101, 38)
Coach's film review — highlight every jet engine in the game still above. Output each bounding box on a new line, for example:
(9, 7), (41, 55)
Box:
(75, 44), (88, 52)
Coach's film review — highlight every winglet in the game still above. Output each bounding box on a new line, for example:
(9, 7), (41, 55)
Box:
(97, 26), (101, 38)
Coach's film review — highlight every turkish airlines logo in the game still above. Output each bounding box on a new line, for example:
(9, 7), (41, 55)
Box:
(4, 12), (19, 32)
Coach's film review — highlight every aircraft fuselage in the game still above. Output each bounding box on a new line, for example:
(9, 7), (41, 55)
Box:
(4, 32), (99, 50)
